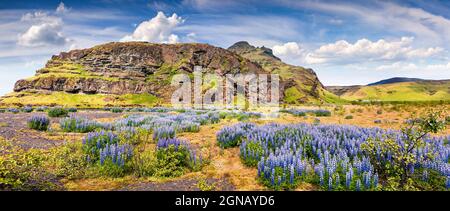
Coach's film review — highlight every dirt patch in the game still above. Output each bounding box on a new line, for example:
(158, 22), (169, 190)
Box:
(0, 111), (124, 150)
(119, 178), (235, 191)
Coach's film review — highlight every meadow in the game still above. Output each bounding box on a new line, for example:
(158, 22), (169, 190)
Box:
(0, 104), (449, 191)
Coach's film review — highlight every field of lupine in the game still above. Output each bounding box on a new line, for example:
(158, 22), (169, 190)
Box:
(217, 121), (450, 190)
(0, 105), (449, 191)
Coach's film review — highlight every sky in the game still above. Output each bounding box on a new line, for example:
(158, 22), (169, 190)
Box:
(1, 0), (450, 95)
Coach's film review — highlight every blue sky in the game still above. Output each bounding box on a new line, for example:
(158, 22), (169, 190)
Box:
(1, 0), (450, 95)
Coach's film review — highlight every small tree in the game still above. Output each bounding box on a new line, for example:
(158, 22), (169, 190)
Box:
(362, 110), (446, 190)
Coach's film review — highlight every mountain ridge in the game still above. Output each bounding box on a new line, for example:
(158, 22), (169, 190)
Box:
(1, 41), (339, 107)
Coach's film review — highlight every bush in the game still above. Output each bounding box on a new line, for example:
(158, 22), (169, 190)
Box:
(361, 111), (446, 190)
(240, 141), (264, 166)
(130, 149), (157, 177)
(82, 131), (120, 162)
(7, 108), (19, 114)
(48, 107), (69, 117)
(60, 115), (99, 133)
(35, 106), (48, 112)
(155, 138), (202, 177)
(22, 106), (33, 113)
(374, 119), (382, 124)
(314, 109), (331, 117)
(49, 142), (88, 179)
(345, 115), (353, 120)
(376, 109), (383, 115)
(217, 123), (256, 148)
(0, 140), (59, 190)
(67, 108), (78, 113)
(0, 109), (5, 113)
(313, 118), (321, 125)
(27, 115), (50, 131)
(111, 107), (123, 113)
(153, 126), (176, 141)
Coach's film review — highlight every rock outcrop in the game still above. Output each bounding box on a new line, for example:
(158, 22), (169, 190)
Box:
(228, 41), (334, 103)
(11, 41), (336, 105)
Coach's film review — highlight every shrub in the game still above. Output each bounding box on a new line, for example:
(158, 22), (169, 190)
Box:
(153, 126), (176, 141)
(48, 107), (69, 117)
(0, 140), (59, 190)
(22, 106), (33, 113)
(35, 106), (47, 112)
(345, 115), (353, 120)
(361, 111), (446, 190)
(82, 131), (120, 161)
(155, 138), (201, 177)
(130, 149), (157, 177)
(446, 116), (450, 125)
(313, 118), (321, 125)
(7, 108), (19, 114)
(374, 119), (382, 124)
(376, 110), (383, 115)
(49, 142), (88, 179)
(217, 123), (256, 148)
(111, 107), (123, 113)
(240, 141), (264, 166)
(27, 115), (50, 131)
(67, 108), (78, 113)
(0, 109), (5, 113)
(314, 109), (331, 117)
(60, 115), (99, 133)
(97, 143), (133, 177)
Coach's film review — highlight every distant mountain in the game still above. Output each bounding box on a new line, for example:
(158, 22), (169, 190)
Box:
(327, 78), (450, 102)
(368, 77), (425, 86)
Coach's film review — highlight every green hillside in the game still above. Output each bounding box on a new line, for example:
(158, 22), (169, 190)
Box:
(339, 80), (450, 102)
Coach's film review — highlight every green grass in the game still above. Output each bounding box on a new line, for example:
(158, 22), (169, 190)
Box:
(0, 92), (160, 108)
(341, 81), (450, 102)
(284, 87), (304, 104)
(28, 61), (119, 82)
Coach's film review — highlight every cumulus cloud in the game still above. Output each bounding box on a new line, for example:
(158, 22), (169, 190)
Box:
(121, 11), (184, 44)
(56, 2), (70, 14)
(282, 0), (450, 45)
(376, 61), (450, 72)
(272, 42), (308, 64)
(304, 37), (443, 64)
(18, 11), (69, 47)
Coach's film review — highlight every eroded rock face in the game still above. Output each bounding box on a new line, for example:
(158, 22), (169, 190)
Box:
(13, 41), (329, 104)
(13, 42), (266, 99)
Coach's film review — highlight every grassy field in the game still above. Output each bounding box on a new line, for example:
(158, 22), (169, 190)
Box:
(0, 92), (160, 108)
(340, 81), (450, 101)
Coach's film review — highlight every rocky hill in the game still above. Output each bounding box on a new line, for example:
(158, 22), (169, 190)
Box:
(228, 41), (342, 104)
(1, 41), (339, 107)
(326, 79), (450, 102)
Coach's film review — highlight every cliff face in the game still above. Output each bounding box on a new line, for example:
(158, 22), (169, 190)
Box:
(228, 41), (336, 104)
(13, 42), (266, 101)
(10, 41), (336, 106)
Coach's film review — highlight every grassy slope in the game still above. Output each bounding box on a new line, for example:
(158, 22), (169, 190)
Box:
(341, 81), (450, 101)
(232, 48), (344, 104)
(0, 92), (160, 108)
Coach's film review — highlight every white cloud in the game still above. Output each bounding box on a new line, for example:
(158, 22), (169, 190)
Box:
(18, 12), (69, 47)
(375, 62), (419, 71)
(272, 42), (308, 64)
(56, 2), (69, 14)
(376, 61), (450, 72)
(282, 0), (450, 46)
(121, 11), (184, 44)
(328, 18), (343, 25)
(304, 37), (443, 64)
